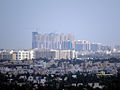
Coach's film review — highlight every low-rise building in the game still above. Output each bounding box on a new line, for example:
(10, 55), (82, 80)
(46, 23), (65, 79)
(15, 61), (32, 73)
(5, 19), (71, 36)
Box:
(34, 49), (75, 60)
(15, 50), (35, 60)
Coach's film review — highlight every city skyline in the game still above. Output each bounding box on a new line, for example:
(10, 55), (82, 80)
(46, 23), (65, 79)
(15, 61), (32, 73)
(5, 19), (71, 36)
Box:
(0, 0), (120, 49)
(0, 31), (118, 50)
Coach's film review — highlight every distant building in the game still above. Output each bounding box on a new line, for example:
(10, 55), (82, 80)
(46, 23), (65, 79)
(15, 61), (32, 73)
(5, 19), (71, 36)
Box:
(90, 43), (101, 51)
(100, 45), (111, 51)
(0, 50), (13, 60)
(35, 49), (57, 60)
(32, 32), (38, 49)
(75, 40), (90, 51)
(58, 50), (75, 59)
(115, 45), (120, 51)
(61, 41), (74, 50)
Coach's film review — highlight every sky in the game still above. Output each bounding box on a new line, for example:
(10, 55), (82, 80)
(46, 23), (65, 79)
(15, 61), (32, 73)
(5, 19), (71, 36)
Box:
(0, 0), (120, 49)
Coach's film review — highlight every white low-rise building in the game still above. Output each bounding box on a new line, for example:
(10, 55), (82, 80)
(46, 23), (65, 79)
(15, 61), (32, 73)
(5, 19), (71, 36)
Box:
(15, 50), (35, 60)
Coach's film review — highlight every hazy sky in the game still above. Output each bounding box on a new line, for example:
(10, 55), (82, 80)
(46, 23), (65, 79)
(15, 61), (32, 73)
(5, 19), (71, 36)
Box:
(0, 0), (120, 49)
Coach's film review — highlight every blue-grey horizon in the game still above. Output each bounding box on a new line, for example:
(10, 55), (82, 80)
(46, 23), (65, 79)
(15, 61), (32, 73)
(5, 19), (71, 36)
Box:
(0, 0), (120, 49)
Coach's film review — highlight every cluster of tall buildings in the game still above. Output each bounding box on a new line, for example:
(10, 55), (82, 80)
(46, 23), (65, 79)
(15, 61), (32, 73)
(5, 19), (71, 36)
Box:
(32, 32), (74, 50)
(0, 32), (119, 61)
(32, 32), (111, 52)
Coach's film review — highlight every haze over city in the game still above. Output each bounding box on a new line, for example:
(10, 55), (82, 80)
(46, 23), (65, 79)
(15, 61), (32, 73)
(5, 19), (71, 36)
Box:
(1, 1), (120, 90)
(0, 0), (120, 49)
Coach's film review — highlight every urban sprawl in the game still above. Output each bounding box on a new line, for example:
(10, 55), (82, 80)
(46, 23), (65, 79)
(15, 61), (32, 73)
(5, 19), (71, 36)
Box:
(0, 32), (120, 90)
